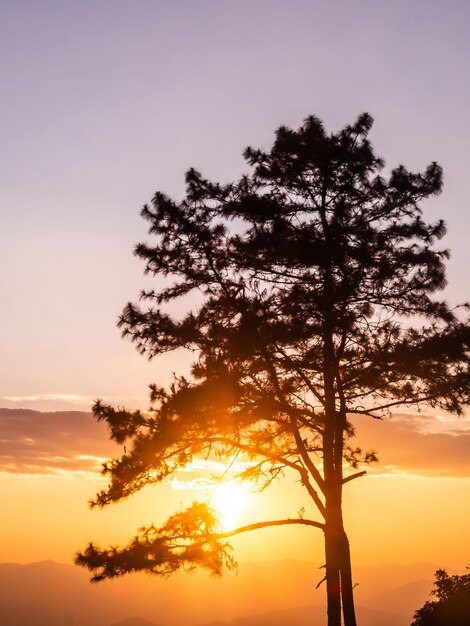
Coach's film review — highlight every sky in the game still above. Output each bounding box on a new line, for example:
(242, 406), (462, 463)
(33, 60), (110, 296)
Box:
(1, 0), (470, 571)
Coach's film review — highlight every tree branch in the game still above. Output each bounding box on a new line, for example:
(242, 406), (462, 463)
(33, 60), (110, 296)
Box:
(215, 517), (325, 539)
(349, 393), (441, 416)
(342, 470), (367, 485)
(275, 345), (326, 408)
(258, 348), (327, 516)
(207, 436), (304, 474)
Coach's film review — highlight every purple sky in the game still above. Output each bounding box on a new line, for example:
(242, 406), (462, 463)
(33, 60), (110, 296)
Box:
(1, 0), (469, 411)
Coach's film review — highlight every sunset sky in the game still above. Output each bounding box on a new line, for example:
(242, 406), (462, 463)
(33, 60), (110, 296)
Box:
(1, 0), (470, 573)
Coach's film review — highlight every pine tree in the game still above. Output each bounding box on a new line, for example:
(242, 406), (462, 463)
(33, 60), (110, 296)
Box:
(76, 114), (470, 626)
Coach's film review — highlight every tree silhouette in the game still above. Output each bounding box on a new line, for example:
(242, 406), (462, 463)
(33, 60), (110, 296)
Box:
(411, 568), (470, 626)
(76, 114), (470, 626)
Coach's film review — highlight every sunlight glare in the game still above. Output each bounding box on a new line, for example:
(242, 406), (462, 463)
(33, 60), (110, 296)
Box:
(210, 482), (249, 530)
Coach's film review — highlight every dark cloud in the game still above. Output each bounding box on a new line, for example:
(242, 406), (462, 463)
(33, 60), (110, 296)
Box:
(1, 408), (469, 477)
(0, 408), (118, 475)
(350, 412), (470, 477)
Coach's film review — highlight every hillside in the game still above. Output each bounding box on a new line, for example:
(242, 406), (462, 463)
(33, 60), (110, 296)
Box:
(0, 559), (436, 626)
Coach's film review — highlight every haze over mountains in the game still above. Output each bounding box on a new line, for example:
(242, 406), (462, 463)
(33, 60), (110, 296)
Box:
(0, 559), (438, 626)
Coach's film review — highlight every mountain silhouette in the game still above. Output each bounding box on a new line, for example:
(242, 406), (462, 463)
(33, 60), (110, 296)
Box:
(108, 618), (162, 626)
(196, 603), (400, 626)
(0, 559), (439, 626)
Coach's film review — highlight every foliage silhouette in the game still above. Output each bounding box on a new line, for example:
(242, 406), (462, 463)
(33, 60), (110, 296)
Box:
(411, 568), (470, 626)
(76, 114), (470, 626)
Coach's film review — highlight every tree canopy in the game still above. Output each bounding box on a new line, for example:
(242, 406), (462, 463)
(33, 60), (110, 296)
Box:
(412, 568), (470, 626)
(76, 114), (470, 626)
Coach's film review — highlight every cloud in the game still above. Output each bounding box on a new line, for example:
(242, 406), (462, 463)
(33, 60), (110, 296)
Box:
(169, 458), (256, 491)
(1, 394), (89, 403)
(350, 412), (470, 477)
(0, 394), (93, 412)
(170, 477), (216, 490)
(1, 407), (469, 479)
(0, 408), (117, 476)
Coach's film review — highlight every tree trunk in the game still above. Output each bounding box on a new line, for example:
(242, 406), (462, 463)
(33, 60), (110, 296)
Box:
(325, 522), (342, 626)
(324, 491), (357, 626)
(339, 531), (357, 626)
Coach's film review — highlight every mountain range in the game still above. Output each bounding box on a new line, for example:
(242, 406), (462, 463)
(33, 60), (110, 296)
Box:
(0, 559), (438, 626)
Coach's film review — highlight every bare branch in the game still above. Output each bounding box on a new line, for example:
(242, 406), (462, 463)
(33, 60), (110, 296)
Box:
(342, 470), (367, 485)
(215, 517), (325, 539)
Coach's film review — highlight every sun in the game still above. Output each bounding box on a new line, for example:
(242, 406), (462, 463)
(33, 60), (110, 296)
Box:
(210, 482), (250, 530)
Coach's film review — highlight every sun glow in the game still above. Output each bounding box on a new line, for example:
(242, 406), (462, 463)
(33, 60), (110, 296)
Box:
(210, 482), (250, 530)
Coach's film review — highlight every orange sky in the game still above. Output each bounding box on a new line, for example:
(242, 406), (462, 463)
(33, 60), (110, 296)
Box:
(1, 407), (469, 569)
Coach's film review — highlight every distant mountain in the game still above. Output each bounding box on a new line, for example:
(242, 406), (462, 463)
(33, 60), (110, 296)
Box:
(108, 618), (162, 626)
(367, 579), (433, 621)
(196, 602), (400, 626)
(0, 559), (439, 626)
(196, 604), (327, 626)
